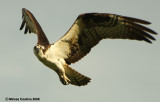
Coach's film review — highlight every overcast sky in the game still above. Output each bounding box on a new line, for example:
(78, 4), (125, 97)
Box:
(0, 0), (160, 102)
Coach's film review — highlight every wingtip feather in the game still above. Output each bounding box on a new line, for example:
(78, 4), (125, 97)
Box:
(123, 16), (151, 25)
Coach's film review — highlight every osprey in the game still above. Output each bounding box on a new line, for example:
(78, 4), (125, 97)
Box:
(20, 8), (157, 86)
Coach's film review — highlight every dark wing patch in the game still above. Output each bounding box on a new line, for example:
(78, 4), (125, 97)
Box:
(20, 8), (49, 46)
(20, 8), (37, 34)
(53, 13), (157, 64)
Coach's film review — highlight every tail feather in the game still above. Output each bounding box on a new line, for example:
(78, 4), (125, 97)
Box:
(65, 66), (91, 86)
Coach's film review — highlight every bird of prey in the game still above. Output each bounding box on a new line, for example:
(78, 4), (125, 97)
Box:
(20, 8), (157, 86)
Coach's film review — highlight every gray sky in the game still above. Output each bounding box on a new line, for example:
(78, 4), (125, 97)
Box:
(0, 0), (160, 102)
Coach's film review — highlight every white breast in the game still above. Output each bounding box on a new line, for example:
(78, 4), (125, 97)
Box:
(33, 46), (59, 71)
(45, 42), (69, 60)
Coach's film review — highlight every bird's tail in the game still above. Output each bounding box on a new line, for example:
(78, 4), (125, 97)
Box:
(64, 66), (91, 86)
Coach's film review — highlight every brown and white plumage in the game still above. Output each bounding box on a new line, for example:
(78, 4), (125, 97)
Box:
(20, 8), (157, 86)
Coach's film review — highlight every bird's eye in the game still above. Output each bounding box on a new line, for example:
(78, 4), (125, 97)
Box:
(40, 47), (43, 50)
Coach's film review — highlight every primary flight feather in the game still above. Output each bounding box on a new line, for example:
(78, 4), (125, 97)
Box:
(20, 8), (157, 86)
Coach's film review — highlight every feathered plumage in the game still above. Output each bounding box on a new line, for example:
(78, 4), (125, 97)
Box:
(20, 8), (157, 86)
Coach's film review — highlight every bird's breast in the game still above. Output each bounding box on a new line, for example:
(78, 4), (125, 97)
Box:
(33, 48), (59, 71)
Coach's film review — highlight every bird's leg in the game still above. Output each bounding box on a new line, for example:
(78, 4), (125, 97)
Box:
(58, 70), (70, 85)
(56, 58), (71, 85)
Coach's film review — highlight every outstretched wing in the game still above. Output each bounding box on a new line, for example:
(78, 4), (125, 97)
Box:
(52, 13), (157, 64)
(20, 8), (49, 46)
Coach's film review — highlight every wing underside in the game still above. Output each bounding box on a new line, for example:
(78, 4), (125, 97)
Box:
(20, 8), (49, 46)
(53, 13), (157, 64)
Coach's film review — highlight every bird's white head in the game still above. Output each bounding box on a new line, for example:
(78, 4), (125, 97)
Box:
(33, 44), (45, 59)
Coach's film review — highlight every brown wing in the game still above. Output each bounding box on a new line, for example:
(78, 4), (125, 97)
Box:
(54, 13), (157, 65)
(20, 8), (49, 46)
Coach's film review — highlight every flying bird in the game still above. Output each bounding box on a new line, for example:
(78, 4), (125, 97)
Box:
(20, 8), (157, 86)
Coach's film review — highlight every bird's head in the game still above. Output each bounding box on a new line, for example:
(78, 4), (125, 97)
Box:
(33, 44), (45, 57)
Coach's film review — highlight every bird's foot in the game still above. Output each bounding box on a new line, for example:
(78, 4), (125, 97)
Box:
(59, 73), (71, 85)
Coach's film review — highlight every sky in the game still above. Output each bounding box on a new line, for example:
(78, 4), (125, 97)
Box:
(0, 0), (160, 102)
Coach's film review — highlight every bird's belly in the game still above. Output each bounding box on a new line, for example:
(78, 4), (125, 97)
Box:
(41, 58), (58, 71)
